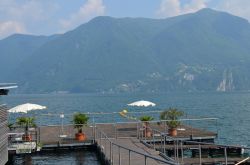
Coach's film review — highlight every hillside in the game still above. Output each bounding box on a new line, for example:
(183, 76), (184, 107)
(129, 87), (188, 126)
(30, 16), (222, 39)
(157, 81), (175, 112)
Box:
(2, 8), (250, 93)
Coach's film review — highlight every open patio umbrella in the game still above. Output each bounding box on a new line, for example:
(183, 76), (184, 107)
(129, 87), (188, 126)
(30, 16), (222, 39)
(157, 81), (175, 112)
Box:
(127, 100), (156, 107)
(8, 103), (46, 113)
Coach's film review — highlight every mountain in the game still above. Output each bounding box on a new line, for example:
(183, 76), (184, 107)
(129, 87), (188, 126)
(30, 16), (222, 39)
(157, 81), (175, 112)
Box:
(2, 8), (250, 93)
(0, 34), (59, 81)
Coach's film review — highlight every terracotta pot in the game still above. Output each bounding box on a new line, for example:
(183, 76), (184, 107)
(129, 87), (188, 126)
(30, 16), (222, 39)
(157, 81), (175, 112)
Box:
(146, 129), (152, 137)
(168, 128), (177, 136)
(143, 127), (152, 137)
(22, 134), (32, 141)
(75, 133), (86, 141)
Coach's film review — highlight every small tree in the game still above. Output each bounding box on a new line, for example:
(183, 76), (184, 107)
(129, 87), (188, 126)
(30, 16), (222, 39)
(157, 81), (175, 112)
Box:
(73, 113), (89, 133)
(139, 115), (154, 122)
(160, 108), (184, 129)
(16, 117), (36, 140)
(16, 117), (36, 134)
(139, 115), (154, 137)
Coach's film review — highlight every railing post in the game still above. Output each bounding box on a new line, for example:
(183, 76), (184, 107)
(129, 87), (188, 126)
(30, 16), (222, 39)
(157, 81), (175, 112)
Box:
(137, 122), (139, 139)
(199, 144), (202, 165)
(111, 143), (114, 165)
(161, 134), (163, 153)
(105, 137), (107, 155)
(110, 142), (112, 165)
(181, 141), (184, 164)
(119, 146), (121, 165)
(129, 150), (131, 165)
(144, 155), (147, 165)
(176, 140), (179, 163)
(174, 140), (176, 160)
(164, 134), (166, 154)
(224, 147), (228, 165)
(115, 123), (117, 139)
(153, 131), (155, 149)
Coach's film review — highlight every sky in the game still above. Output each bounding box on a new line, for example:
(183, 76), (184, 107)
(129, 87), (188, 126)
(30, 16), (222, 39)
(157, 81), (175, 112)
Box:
(0, 0), (250, 39)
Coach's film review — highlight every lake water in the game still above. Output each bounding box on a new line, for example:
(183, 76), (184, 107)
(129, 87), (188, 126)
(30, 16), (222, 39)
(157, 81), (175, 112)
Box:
(8, 148), (101, 165)
(4, 92), (250, 147)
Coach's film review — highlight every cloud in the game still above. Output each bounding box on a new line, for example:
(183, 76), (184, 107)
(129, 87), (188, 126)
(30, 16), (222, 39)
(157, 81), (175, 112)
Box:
(0, 21), (26, 39)
(0, 0), (59, 39)
(0, 1), (58, 22)
(215, 0), (250, 21)
(156, 0), (207, 18)
(60, 0), (106, 32)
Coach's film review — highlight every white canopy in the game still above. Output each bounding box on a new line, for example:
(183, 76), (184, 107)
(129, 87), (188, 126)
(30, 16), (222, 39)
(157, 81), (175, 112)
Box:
(127, 100), (156, 107)
(8, 103), (46, 113)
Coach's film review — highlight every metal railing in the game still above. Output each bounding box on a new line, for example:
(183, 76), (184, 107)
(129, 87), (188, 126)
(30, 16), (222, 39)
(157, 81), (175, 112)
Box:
(95, 127), (178, 165)
(140, 127), (250, 165)
(182, 140), (250, 165)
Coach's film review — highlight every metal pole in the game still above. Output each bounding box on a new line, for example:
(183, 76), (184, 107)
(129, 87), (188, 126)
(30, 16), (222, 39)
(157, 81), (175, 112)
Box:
(119, 146), (121, 165)
(111, 143), (114, 165)
(164, 134), (166, 154)
(137, 122), (139, 139)
(115, 123), (117, 139)
(224, 147), (228, 165)
(161, 134), (163, 153)
(129, 150), (131, 165)
(153, 131), (155, 149)
(110, 142), (112, 165)
(100, 132), (102, 147)
(199, 144), (202, 165)
(181, 141), (184, 164)
(174, 140), (176, 160)
(144, 155), (147, 165)
(105, 137), (107, 155)
(177, 140), (179, 163)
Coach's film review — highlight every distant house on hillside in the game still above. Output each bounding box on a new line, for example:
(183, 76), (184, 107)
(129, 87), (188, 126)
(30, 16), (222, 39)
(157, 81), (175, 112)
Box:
(0, 83), (17, 165)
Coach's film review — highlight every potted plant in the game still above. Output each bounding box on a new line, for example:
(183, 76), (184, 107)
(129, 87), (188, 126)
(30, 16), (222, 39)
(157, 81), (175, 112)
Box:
(73, 113), (89, 141)
(139, 115), (154, 137)
(16, 117), (36, 141)
(160, 108), (184, 136)
(8, 122), (15, 131)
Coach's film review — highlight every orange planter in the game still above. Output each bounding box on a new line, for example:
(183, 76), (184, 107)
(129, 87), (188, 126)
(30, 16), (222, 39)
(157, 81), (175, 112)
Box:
(168, 128), (178, 136)
(75, 133), (86, 141)
(22, 134), (32, 141)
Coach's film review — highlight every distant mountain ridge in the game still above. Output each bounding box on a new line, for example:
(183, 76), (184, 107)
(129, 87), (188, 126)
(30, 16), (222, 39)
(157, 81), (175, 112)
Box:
(1, 8), (250, 93)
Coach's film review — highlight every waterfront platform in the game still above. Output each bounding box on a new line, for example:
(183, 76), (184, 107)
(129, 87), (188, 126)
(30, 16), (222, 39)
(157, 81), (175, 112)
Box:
(36, 122), (217, 146)
(97, 138), (171, 165)
(8, 122), (250, 165)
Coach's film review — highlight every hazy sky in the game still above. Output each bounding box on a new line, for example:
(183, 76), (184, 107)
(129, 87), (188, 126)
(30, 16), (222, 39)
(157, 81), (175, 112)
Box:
(0, 0), (250, 39)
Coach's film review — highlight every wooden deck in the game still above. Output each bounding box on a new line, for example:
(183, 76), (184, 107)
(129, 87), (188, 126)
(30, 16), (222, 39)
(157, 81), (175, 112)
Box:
(97, 138), (170, 165)
(35, 123), (217, 145)
(8, 123), (250, 165)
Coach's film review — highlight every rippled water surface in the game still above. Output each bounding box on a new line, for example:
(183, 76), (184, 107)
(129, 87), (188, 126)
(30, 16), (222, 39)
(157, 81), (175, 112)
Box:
(9, 149), (101, 165)
(4, 92), (250, 146)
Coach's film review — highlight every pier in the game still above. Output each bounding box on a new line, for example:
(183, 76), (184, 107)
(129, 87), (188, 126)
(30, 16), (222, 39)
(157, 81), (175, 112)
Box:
(8, 119), (250, 165)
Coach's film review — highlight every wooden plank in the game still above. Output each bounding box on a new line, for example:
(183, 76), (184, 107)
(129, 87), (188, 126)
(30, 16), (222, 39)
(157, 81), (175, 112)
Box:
(97, 138), (169, 165)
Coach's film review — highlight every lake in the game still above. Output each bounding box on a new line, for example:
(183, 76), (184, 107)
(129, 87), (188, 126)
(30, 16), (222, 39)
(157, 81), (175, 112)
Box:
(3, 92), (250, 147)
(8, 148), (101, 165)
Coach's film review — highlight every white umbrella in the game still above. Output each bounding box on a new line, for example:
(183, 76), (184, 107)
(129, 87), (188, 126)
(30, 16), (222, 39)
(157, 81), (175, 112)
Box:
(8, 103), (46, 113)
(127, 100), (156, 107)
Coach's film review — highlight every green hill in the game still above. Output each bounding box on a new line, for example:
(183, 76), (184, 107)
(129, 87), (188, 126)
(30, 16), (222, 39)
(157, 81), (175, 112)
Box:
(2, 8), (250, 93)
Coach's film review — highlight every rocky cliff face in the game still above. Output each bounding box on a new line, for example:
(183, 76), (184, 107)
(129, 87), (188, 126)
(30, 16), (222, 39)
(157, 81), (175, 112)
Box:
(217, 69), (235, 92)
